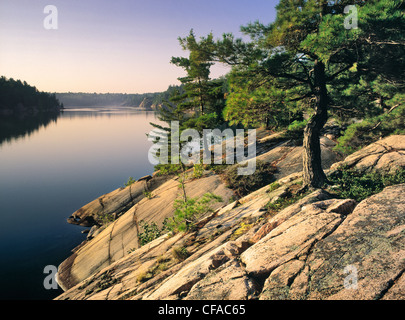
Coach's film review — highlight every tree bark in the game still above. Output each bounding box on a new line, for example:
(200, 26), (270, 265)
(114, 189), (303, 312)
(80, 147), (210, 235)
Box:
(302, 59), (329, 188)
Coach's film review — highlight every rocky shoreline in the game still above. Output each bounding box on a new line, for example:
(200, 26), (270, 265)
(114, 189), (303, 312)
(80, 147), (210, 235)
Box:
(55, 133), (405, 300)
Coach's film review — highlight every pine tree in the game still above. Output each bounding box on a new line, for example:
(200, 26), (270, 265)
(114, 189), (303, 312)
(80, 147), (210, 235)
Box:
(214, 0), (405, 188)
(171, 30), (215, 116)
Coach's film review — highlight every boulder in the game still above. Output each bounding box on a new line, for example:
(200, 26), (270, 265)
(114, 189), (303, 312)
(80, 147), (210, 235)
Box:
(249, 189), (333, 244)
(143, 235), (234, 300)
(330, 135), (405, 174)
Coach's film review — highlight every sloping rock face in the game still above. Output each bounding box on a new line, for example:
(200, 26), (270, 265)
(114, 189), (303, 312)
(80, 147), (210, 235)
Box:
(330, 135), (405, 174)
(240, 198), (356, 278)
(257, 136), (340, 180)
(67, 175), (167, 227)
(55, 172), (313, 299)
(259, 184), (405, 300)
(55, 134), (405, 300)
(184, 260), (258, 300)
(56, 130), (341, 293)
(55, 179), (335, 300)
(56, 172), (234, 291)
(56, 183), (405, 301)
(211, 128), (341, 181)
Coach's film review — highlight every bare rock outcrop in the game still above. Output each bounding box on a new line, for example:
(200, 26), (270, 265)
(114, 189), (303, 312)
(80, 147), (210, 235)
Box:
(259, 184), (405, 300)
(256, 136), (341, 180)
(56, 182), (405, 301)
(55, 134), (405, 301)
(57, 172), (234, 291)
(67, 175), (168, 227)
(184, 260), (259, 300)
(330, 135), (405, 174)
(240, 198), (355, 278)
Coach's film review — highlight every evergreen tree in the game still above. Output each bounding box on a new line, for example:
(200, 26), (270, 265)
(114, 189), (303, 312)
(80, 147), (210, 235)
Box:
(170, 30), (227, 131)
(150, 31), (229, 172)
(171, 30), (215, 116)
(214, 0), (405, 188)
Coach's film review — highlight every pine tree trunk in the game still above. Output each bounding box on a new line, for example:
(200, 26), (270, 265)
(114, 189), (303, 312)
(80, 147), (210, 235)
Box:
(302, 59), (329, 188)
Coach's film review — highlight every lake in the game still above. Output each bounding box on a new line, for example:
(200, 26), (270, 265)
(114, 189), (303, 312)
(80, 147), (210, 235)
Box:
(0, 107), (160, 300)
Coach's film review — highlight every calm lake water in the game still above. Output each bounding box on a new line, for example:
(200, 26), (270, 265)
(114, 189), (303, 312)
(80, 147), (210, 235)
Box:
(0, 107), (160, 300)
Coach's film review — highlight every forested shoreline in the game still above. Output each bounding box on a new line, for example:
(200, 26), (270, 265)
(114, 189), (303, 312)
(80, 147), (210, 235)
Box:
(0, 76), (62, 117)
(55, 86), (182, 109)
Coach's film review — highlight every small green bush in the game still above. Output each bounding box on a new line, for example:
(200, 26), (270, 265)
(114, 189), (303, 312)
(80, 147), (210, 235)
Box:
(335, 104), (405, 155)
(230, 222), (253, 241)
(136, 271), (153, 283)
(268, 182), (281, 193)
(192, 163), (205, 179)
(282, 119), (308, 143)
(154, 164), (184, 176)
(265, 192), (308, 214)
(205, 163), (229, 174)
(138, 220), (167, 246)
(124, 176), (136, 187)
(328, 166), (405, 202)
(143, 190), (154, 199)
(172, 246), (190, 262)
(166, 193), (223, 233)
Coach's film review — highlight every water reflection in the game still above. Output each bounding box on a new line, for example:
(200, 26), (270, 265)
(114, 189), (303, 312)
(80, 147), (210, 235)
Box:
(0, 107), (160, 300)
(63, 106), (157, 117)
(0, 107), (157, 146)
(0, 113), (59, 146)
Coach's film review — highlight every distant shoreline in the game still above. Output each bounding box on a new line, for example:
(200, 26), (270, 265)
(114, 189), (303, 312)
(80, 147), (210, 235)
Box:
(55, 90), (172, 111)
(62, 106), (156, 111)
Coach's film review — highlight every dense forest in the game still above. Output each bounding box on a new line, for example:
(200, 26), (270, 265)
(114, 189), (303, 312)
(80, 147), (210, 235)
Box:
(152, 0), (405, 189)
(0, 76), (62, 116)
(56, 86), (182, 109)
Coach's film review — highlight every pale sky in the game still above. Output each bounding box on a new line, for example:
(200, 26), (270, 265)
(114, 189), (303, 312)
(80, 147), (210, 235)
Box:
(0, 0), (278, 94)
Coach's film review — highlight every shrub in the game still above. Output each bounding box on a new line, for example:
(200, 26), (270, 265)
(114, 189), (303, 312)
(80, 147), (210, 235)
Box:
(192, 163), (205, 179)
(328, 166), (405, 202)
(172, 246), (190, 262)
(205, 162), (229, 175)
(138, 220), (167, 246)
(282, 119), (308, 143)
(136, 271), (153, 283)
(143, 190), (154, 199)
(154, 164), (184, 176)
(268, 182), (281, 193)
(222, 160), (277, 198)
(230, 222), (253, 241)
(265, 192), (309, 215)
(98, 213), (115, 226)
(335, 104), (405, 155)
(124, 176), (136, 187)
(137, 256), (172, 283)
(166, 193), (223, 233)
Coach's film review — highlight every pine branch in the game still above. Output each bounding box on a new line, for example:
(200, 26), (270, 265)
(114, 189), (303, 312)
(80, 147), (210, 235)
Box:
(368, 104), (401, 131)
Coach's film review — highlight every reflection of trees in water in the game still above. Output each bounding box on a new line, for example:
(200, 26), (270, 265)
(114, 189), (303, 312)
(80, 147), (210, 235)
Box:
(0, 112), (59, 145)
